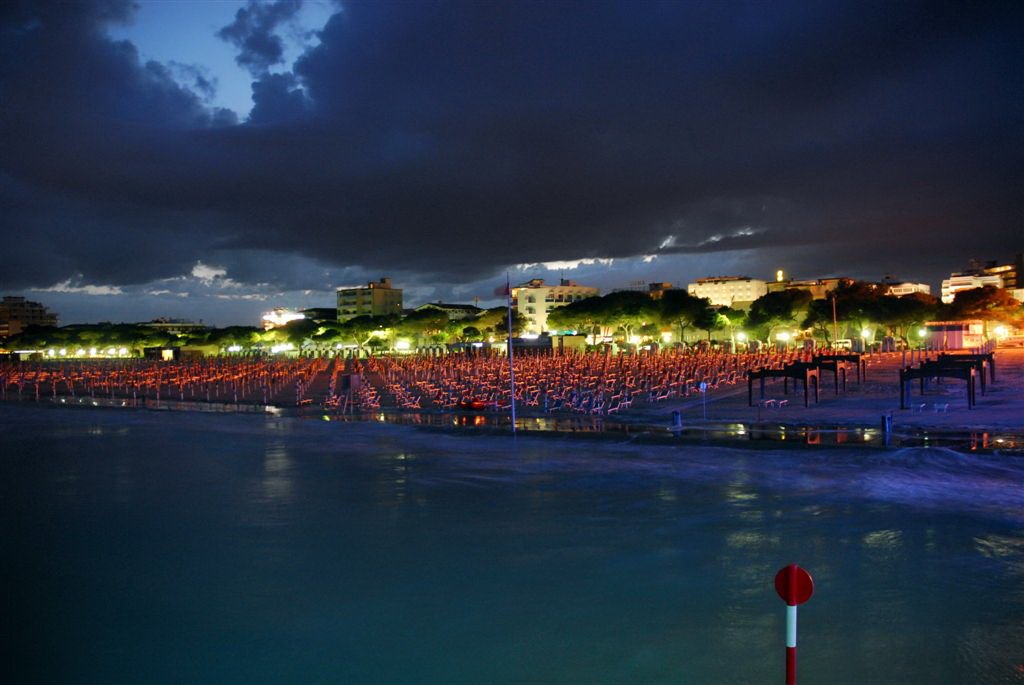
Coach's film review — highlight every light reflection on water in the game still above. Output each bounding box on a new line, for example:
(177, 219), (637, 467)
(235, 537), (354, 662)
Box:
(2, 405), (1023, 684)
(258, 440), (294, 505)
(23, 393), (1024, 453)
(862, 528), (904, 551)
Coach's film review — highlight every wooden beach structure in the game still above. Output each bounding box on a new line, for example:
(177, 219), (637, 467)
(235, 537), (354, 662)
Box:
(748, 361), (821, 408)
(899, 360), (977, 410)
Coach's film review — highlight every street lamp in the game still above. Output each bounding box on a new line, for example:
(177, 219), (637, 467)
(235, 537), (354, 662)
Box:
(831, 294), (838, 348)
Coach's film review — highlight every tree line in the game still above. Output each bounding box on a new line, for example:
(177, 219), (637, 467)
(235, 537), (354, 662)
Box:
(548, 282), (1022, 346)
(3, 283), (1022, 355)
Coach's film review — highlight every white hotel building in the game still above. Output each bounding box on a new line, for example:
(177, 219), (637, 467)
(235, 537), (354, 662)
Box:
(883, 282), (932, 297)
(940, 274), (1003, 304)
(687, 276), (768, 308)
(511, 278), (599, 334)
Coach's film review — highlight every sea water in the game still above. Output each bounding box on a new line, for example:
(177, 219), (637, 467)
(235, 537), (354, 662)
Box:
(2, 405), (1022, 684)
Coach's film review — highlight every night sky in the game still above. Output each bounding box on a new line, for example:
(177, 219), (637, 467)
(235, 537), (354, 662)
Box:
(1, 0), (1021, 326)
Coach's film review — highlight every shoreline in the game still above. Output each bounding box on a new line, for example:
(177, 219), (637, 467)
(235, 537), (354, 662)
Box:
(3, 348), (1022, 452)
(4, 393), (1022, 455)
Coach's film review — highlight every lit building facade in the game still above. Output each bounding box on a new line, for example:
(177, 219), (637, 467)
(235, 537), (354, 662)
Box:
(924, 320), (985, 349)
(883, 282), (931, 297)
(767, 277), (852, 300)
(0, 296), (58, 338)
(511, 278), (599, 334)
(143, 318), (210, 336)
(940, 273), (1003, 304)
(941, 255), (1024, 303)
(414, 302), (483, 320)
(337, 277), (403, 321)
(687, 276), (767, 308)
(979, 254), (1022, 289)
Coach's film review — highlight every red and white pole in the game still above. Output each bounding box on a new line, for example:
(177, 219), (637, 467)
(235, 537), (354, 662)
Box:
(785, 601), (797, 685)
(774, 564), (814, 685)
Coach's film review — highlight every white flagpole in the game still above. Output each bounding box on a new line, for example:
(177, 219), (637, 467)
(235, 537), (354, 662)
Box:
(506, 272), (517, 434)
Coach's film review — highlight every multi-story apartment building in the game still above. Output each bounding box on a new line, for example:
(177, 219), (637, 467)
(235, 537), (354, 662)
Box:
(941, 255), (1024, 303)
(0, 296), (58, 338)
(687, 276), (767, 308)
(337, 278), (404, 321)
(511, 278), (599, 334)
(940, 273), (1004, 304)
(981, 254), (1022, 289)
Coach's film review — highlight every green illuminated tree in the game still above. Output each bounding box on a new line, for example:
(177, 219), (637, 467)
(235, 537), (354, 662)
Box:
(599, 291), (660, 342)
(713, 306), (748, 344)
(397, 309), (450, 347)
(875, 293), (939, 345)
(747, 290), (812, 341)
(546, 297), (608, 340)
(658, 290), (711, 343)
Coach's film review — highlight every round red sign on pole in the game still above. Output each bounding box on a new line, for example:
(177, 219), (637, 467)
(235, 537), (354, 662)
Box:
(775, 564), (814, 606)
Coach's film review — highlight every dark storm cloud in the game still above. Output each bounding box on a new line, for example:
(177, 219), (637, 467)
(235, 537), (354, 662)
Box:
(248, 72), (310, 124)
(217, 0), (303, 76)
(1, 0), (1021, 303)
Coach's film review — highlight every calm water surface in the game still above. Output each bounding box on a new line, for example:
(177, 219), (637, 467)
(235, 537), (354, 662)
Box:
(3, 405), (1023, 684)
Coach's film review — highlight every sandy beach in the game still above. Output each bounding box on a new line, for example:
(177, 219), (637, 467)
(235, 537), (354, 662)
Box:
(3, 349), (1022, 441)
(641, 348), (1024, 433)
